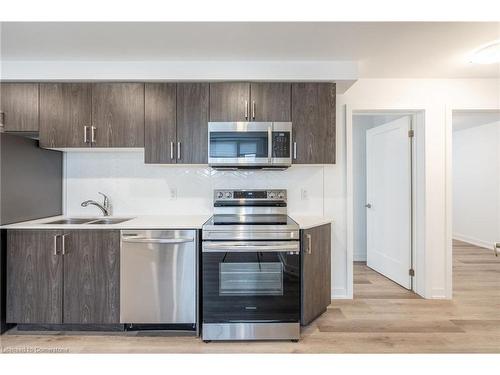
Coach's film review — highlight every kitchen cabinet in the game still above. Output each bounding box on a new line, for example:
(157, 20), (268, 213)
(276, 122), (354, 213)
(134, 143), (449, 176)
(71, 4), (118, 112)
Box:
(249, 82), (291, 122)
(63, 230), (120, 324)
(145, 82), (209, 164)
(145, 83), (177, 163)
(301, 223), (331, 325)
(292, 83), (336, 164)
(91, 83), (145, 147)
(6, 229), (120, 325)
(176, 82), (209, 164)
(39, 83), (92, 148)
(209, 82), (291, 122)
(0, 83), (39, 132)
(6, 230), (63, 324)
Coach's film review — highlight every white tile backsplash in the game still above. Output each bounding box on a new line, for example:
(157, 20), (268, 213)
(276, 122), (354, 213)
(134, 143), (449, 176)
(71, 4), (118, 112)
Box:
(65, 151), (329, 217)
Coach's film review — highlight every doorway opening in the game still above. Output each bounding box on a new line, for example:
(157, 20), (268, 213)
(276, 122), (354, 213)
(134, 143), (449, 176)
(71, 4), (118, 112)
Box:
(351, 112), (420, 298)
(451, 110), (500, 298)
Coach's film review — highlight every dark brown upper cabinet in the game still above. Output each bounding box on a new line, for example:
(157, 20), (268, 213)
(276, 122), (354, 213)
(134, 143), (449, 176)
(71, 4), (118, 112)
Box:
(292, 83), (336, 164)
(145, 82), (209, 164)
(249, 83), (291, 122)
(176, 82), (209, 164)
(301, 223), (331, 326)
(91, 83), (145, 148)
(0, 83), (39, 132)
(209, 82), (249, 122)
(6, 230), (64, 324)
(145, 83), (177, 164)
(39, 83), (92, 148)
(209, 82), (291, 122)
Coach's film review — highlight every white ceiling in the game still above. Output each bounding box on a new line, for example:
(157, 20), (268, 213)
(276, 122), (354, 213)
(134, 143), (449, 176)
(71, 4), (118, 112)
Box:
(453, 111), (500, 131)
(1, 22), (499, 78)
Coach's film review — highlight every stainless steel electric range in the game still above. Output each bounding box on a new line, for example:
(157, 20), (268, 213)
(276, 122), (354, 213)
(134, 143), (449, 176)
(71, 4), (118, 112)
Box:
(201, 189), (300, 342)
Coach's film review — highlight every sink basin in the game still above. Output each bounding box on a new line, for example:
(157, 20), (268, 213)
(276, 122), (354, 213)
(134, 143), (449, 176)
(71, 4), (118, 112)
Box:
(88, 218), (132, 225)
(44, 218), (96, 224)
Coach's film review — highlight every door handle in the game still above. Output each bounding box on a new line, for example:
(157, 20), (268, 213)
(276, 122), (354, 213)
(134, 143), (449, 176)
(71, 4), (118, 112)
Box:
(244, 100), (249, 119)
(365, 203), (372, 208)
(53, 234), (59, 255)
(177, 142), (181, 160)
(61, 234), (69, 255)
(252, 101), (256, 119)
(84, 126), (89, 143)
(306, 234), (312, 255)
(91, 126), (96, 144)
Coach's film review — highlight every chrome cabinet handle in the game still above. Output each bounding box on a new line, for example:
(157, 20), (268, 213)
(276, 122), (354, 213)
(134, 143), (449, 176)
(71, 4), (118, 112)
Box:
(91, 126), (96, 144)
(122, 237), (194, 244)
(293, 142), (297, 159)
(244, 100), (249, 119)
(61, 234), (69, 255)
(306, 234), (312, 255)
(83, 126), (89, 143)
(170, 141), (175, 160)
(252, 101), (256, 119)
(177, 142), (181, 160)
(53, 235), (59, 255)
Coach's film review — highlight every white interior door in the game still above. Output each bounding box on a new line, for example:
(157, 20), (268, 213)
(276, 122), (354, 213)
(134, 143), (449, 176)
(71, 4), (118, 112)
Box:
(366, 116), (412, 289)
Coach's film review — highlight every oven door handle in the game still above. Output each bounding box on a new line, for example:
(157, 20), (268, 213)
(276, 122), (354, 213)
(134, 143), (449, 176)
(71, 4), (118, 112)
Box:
(202, 242), (299, 253)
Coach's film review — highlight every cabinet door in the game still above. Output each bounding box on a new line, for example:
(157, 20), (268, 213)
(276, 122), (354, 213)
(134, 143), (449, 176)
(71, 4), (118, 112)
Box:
(6, 230), (63, 324)
(39, 83), (92, 148)
(250, 82), (291, 121)
(177, 83), (209, 164)
(301, 223), (331, 325)
(92, 83), (145, 147)
(0, 83), (39, 132)
(145, 83), (177, 164)
(292, 83), (336, 164)
(63, 230), (120, 324)
(209, 82), (250, 122)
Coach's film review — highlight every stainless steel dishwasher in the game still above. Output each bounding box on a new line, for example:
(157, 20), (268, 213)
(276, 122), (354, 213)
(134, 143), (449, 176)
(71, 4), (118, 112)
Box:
(120, 230), (198, 331)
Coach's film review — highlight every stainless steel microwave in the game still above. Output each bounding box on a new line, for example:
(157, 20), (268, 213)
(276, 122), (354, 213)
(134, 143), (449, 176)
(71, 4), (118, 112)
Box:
(208, 122), (292, 169)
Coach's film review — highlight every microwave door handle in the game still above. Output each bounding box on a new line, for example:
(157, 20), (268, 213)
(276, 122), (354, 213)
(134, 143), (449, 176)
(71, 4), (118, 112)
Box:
(268, 125), (272, 163)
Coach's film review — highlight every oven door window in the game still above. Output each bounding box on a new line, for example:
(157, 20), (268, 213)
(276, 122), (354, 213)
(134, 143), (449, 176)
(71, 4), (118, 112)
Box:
(219, 262), (283, 296)
(209, 132), (268, 159)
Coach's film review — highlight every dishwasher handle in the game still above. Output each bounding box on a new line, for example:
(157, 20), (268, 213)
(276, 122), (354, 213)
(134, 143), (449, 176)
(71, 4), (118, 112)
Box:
(122, 236), (194, 244)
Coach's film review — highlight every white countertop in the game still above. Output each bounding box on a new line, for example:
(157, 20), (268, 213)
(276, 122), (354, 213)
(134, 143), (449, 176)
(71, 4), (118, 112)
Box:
(0, 215), (212, 230)
(290, 216), (334, 230)
(1, 214), (333, 230)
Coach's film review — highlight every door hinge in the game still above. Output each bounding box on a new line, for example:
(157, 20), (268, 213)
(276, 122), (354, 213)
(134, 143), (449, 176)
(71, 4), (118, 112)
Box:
(408, 130), (414, 138)
(409, 268), (415, 277)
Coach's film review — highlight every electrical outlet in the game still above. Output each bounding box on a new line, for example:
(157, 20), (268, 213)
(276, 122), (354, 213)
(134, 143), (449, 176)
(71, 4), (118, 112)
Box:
(169, 187), (177, 200)
(301, 188), (308, 200)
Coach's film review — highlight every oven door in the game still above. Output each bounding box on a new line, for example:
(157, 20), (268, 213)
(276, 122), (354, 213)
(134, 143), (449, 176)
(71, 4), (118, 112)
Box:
(202, 241), (300, 323)
(208, 122), (272, 167)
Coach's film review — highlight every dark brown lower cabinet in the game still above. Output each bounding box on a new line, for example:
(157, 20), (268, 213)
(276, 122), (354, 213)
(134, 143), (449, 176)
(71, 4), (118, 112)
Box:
(6, 230), (63, 324)
(6, 229), (120, 325)
(301, 223), (331, 325)
(63, 230), (120, 324)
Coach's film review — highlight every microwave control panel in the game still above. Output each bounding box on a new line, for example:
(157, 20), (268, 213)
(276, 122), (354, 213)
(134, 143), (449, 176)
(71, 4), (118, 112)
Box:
(272, 132), (290, 158)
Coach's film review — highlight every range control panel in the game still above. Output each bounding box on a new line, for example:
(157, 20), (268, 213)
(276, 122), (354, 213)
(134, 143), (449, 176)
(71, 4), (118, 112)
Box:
(214, 189), (287, 201)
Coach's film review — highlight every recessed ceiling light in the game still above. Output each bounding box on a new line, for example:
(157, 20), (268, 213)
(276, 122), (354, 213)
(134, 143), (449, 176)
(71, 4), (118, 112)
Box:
(469, 40), (500, 64)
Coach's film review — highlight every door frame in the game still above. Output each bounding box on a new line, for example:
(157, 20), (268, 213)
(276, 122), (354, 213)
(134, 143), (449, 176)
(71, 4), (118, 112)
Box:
(445, 106), (500, 298)
(346, 106), (426, 298)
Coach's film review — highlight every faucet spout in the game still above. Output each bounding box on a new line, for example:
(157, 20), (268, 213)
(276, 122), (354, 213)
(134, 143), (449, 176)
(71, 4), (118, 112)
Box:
(81, 193), (111, 216)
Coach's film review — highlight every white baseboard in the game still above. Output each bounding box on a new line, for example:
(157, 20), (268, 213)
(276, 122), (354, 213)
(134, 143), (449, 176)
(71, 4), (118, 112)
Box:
(331, 287), (351, 299)
(353, 253), (367, 262)
(430, 287), (450, 300)
(453, 233), (492, 250)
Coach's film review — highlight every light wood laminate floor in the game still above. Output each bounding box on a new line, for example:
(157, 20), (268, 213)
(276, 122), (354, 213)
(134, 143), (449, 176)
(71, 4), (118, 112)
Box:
(1, 240), (499, 353)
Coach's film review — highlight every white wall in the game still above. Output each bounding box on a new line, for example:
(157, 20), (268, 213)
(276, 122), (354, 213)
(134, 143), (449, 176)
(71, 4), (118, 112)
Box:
(453, 121), (500, 248)
(65, 152), (328, 218)
(338, 78), (500, 299)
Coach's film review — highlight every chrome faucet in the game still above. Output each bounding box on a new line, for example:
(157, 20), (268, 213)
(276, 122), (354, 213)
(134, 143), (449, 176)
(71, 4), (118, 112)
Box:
(81, 192), (111, 216)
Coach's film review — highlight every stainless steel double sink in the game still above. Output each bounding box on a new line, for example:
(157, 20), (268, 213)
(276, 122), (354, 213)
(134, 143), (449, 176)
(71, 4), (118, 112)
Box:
(44, 217), (132, 225)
